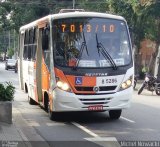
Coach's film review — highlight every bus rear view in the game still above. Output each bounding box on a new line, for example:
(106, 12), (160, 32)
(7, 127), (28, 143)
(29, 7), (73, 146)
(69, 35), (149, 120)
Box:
(51, 13), (133, 119)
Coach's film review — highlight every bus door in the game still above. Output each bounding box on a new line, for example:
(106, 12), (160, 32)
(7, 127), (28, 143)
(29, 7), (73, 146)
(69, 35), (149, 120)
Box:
(36, 27), (43, 103)
(27, 28), (37, 100)
(41, 25), (50, 105)
(37, 22), (50, 104)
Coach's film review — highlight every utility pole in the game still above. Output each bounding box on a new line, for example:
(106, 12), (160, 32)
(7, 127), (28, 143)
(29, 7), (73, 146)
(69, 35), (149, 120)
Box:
(73, 0), (75, 9)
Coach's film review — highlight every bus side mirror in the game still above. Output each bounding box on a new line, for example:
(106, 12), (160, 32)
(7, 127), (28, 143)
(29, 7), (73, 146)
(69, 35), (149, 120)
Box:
(42, 27), (49, 50)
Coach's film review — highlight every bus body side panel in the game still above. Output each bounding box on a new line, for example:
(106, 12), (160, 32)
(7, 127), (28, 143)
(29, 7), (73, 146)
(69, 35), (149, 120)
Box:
(28, 61), (37, 101)
(22, 60), (30, 93)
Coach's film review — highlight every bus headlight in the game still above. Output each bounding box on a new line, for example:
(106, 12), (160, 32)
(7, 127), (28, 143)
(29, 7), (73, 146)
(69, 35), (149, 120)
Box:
(119, 76), (133, 91)
(56, 81), (71, 92)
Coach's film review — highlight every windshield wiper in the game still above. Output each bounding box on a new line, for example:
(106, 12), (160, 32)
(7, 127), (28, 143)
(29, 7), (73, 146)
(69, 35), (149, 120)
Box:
(96, 34), (117, 70)
(73, 32), (89, 70)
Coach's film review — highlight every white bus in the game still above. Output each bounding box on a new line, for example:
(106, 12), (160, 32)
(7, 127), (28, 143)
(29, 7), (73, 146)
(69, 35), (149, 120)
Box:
(18, 10), (134, 120)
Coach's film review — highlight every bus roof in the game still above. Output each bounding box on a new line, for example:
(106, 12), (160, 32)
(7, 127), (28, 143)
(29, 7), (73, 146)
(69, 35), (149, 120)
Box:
(20, 11), (125, 31)
(52, 11), (125, 20)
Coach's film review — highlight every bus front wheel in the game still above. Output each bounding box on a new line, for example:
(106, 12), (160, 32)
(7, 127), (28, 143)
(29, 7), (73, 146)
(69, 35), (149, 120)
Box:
(109, 110), (122, 119)
(48, 103), (57, 120)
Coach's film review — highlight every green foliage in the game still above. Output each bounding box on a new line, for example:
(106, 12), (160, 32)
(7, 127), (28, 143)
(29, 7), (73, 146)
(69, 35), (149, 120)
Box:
(141, 1), (160, 41)
(0, 2), (12, 31)
(0, 82), (15, 101)
(7, 48), (14, 58)
(77, 0), (109, 12)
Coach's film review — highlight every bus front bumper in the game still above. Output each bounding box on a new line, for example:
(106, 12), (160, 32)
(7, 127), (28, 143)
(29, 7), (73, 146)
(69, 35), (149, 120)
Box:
(52, 87), (133, 112)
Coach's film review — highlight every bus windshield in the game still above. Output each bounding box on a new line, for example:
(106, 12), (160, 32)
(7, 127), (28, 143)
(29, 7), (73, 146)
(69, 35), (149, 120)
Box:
(53, 17), (131, 68)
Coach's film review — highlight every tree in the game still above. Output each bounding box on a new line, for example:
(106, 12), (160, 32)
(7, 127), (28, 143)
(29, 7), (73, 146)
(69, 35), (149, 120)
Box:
(7, 48), (14, 58)
(0, 2), (11, 29)
(132, 0), (160, 74)
(0, 2), (14, 60)
(141, 1), (160, 74)
(77, 0), (109, 12)
(8, 0), (51, 32)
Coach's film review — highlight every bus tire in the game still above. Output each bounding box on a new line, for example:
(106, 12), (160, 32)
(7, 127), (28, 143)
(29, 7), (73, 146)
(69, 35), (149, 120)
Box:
(28, 96), (36, 105)
(25, 84), (28, 93)
(44, 93), (49, 112)
(48, 102), (55, 120)
(48, 110), (58, 120)
(49, 110), (55, 120)
(109, 110), (122, 119)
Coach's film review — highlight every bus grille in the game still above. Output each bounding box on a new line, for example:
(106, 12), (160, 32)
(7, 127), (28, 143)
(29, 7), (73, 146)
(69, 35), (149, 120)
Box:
(79, 98), (112, 105)
(75, 86), (117, 92)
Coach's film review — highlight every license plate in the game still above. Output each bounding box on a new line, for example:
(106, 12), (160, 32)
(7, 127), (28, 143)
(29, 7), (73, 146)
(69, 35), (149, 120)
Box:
(88, 105), (103, 111)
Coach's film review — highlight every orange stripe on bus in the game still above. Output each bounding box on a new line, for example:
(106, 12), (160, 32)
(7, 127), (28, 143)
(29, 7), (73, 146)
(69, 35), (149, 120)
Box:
(54, 68), (68, 83)
(34, 86), (38, 102)
(66, 75), (96, 94)
(54, 68), (96, 94)
(41, 59), (50, 91)
(66, 75), (96, 86)
(34, 62), (36, 69)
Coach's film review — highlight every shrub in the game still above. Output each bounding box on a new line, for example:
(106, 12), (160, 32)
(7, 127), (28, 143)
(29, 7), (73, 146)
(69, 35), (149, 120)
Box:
(7, 48), (14, 59)
(0, 82), (15, 101)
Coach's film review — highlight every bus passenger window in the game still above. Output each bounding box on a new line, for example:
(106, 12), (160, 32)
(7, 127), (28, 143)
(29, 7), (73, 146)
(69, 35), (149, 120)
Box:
(42, 26), (50, 70)
(28, 46), (31, 60)
(42, 27), (49, 51)
(23, 46), (28, 60)
(31, 46), (36, 60)
(24, 31), (29, 45)
(31, 28), (37, 60)
(23, 31), (29, 60)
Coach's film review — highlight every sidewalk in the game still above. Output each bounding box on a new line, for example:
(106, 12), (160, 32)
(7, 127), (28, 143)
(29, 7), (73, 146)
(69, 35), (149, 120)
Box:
(0, 101), (49, 147)
(0, 121), (24, 141)
(0, 107), (31, 147)
(0, 100), (34, 146)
